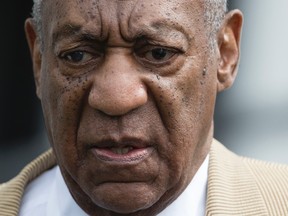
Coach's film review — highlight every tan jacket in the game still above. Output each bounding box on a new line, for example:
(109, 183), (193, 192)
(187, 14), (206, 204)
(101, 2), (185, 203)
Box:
(1, 140), (288, 216)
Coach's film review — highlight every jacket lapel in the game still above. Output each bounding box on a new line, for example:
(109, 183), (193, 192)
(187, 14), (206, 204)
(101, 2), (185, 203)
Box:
(0, 149), (56, 216)
(205, 139), (269, 216)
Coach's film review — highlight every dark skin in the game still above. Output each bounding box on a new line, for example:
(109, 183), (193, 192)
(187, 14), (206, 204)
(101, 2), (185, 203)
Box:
(25, 0), (243, 215)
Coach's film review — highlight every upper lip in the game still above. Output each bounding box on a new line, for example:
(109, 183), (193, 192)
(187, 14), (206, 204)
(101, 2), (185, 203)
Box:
(88, 136), (151, 149)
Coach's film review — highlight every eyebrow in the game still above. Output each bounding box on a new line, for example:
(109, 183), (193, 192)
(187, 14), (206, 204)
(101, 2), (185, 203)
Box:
(52, 23), (102, 45)
(150, 21), (189, 39)
(133, 21), (190, 48)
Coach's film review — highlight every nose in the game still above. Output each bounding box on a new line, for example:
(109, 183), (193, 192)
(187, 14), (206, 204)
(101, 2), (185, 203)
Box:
(88, 54), (148, 116)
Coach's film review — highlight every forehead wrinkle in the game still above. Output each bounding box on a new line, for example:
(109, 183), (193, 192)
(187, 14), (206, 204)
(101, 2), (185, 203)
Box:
(48, 1), (106, 45)
(97, 0), (115, 41)
(120, 2), (191, 43)
(126, 0), (141, 38)
(112, 0), (140, 43)
(96, 1), (104, 39)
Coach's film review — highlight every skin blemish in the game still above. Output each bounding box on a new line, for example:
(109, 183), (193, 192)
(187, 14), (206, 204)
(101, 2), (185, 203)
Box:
(77, 77), (83, 84)
(202, 67), (207, 77)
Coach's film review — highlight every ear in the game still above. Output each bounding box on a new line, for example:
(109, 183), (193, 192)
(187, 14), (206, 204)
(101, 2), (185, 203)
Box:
(217, 9), (243, 92)
(25, 18), (42, 99)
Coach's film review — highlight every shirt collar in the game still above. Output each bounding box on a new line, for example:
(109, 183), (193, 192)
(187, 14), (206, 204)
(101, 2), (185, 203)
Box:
(158, 155), (209, 216)
(46, 167), (88, 216)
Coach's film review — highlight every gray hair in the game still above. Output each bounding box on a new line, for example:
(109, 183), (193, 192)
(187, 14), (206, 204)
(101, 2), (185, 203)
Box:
(204, 0), (227, 49)
(32, 0), (227, 49)
(32, 0), (43, 43)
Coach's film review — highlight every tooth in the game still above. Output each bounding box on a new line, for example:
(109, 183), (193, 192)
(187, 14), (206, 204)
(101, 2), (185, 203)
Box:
(111, 148), (119, 154)
(122, 148), (129, 154)
(116, 148), (122, 154)
(111, 148), (124, 155)
(110, 147), (134, 155)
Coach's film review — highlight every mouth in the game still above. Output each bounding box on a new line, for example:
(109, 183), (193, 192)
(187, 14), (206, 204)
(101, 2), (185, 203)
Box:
(90, 138), (154, 163)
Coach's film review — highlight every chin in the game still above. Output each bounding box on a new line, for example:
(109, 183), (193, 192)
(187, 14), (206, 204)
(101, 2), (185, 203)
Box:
(88, 183), (165, 214)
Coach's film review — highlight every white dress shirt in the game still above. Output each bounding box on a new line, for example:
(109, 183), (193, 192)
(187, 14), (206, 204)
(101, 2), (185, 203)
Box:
(19, 156), (208, 216)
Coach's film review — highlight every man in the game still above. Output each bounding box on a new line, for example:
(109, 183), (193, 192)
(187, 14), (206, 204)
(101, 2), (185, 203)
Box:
(0, 0), (288, 215)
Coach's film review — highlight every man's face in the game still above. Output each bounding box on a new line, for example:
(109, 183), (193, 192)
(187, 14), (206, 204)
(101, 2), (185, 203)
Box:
(33, 0), (221, 214)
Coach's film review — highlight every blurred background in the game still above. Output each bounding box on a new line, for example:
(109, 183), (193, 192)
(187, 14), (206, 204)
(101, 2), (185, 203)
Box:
(1, 0), (287, 182)
(215, 0), (288, 163)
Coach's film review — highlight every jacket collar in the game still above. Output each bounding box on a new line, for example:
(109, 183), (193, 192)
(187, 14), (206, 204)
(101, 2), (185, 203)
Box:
(0, 149), (56, 216)
(206, 139), (269, 215)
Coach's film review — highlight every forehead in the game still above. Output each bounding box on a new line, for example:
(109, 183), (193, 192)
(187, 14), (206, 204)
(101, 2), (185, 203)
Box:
(42, 0), (206, 41)
(43, 0), (204, 17)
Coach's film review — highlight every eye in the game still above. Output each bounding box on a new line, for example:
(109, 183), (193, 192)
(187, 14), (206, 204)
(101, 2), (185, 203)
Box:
(61, 51), (94, 64)
(135, 46), (178, 64)
(59, 48), (104, 66)
(148, 48), (172, 61)
(65, 51), (85, 62)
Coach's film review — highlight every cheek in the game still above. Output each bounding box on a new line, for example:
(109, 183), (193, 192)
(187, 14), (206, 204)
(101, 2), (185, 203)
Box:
(147, 65), (217, 169)
(41, 67), (92, 171)
(153, 73), (214, 135)
(177, 70), (216, 144)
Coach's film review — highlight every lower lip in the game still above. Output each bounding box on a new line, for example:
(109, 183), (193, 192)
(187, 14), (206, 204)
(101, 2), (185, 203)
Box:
(92, 147), (154, 163)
